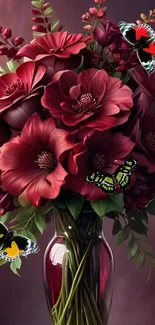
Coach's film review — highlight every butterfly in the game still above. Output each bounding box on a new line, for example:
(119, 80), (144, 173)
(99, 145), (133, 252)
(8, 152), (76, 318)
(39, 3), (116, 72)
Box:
(119, 21), (155, 74)
(0, 222), (39, 262)
(85, 159), (138, 194)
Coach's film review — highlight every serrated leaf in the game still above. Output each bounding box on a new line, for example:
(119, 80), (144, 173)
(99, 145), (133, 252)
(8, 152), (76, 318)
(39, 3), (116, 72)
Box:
(90, 199), (108, 217)
(51, 20), (60, 32)
(44, 7), (53, 16)
(146, 200), (155, 215)
(112, 219), (122, 235)
(34, 213), (46, 234)
(66, 195), (84, 219)
(7, 60), (19, 72)
(31, 0), (44, 8)
(115, 226), (130, 244)
(10, 261), (21, 276)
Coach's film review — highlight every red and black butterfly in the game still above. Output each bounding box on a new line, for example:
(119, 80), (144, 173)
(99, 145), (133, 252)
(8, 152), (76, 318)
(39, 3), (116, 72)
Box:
(119, 21), (155, 74)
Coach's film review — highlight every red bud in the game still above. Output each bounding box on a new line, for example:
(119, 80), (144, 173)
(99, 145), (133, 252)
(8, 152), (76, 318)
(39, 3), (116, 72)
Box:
(42, 2), (50, 10)
(0, 46), (8, 55)
(31, 8), (42, 15)
(7, 47), (18, 59)
(2, 28), (12, 39)
(12, 37), (24, 46)
(32, 17), (48, 23)
(32, 25), (46, 33)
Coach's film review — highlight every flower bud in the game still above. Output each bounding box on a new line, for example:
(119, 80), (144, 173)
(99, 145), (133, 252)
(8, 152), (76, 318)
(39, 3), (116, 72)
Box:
(2, 28), (12, 39)
(97, 9), (105, 18)
(89, 7), (98, 15)
(7, 47), (18, 59)
(32, 25), (46, 33)
(12, 37), (24, 46)
(31, 8), (42, 15)
(83, 24), (93, 31)
(108, 43), (116, 52)
(42, 2), (50, 10)
(32, 17), (48, 23)
(0, 46), (8, 55)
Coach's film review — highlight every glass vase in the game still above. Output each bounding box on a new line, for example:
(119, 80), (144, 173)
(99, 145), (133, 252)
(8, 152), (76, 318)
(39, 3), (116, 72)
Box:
(43, 208), (114, 325)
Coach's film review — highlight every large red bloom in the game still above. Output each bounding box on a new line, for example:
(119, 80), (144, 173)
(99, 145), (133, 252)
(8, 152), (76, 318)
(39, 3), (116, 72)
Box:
(0, 114), (74, 206)
(17, 32), (91, 72)
(0, 61), (48, 129)
(42, 69), (133, 132)
(65, 129), (135, 200)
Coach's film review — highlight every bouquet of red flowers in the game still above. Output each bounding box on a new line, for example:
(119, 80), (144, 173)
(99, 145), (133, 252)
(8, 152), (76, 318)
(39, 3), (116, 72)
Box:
(1, 1), (155, 324)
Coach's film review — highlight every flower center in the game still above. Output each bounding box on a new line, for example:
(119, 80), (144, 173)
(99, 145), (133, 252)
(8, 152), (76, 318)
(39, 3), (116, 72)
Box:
(143, 132), (155, 153)
(73, 93), (97, 113)
(5, 79), (23, 96)
(92, 154), (106, 171)
(35, 151), (57, 172)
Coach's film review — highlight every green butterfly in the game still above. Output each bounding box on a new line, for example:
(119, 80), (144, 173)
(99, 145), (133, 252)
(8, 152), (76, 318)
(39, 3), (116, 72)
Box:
(85, 159), (138, 194)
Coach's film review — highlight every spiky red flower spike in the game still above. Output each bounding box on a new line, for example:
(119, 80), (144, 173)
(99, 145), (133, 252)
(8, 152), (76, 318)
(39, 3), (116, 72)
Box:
(31, 0), (60, 37)
(82, 0), (107, 34)
(0, 26), (24, 60)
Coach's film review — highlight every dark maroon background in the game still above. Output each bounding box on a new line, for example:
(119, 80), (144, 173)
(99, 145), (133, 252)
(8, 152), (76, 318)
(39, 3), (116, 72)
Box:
(0, 0), (155, 324)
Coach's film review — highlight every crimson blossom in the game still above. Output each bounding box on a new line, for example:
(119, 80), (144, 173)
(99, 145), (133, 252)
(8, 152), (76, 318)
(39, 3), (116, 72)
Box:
(17, 31), (92, 72)
(0, 61), (49, 129)
(42, 68), (133, 132)
(65, 129), (135, 201)
(0, 114), (74, 206)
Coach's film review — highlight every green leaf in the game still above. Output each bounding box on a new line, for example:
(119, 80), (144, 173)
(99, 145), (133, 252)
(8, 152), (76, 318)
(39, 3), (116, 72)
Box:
(127, 210), (148, 223)
(76, 55), (85, 73)
(25, 230), (36, 242)
(0, 66), (6, 76)
(112, 71), (122, 79)
(129, 219), (148, 235)
(90, 200), (108, 217)
(0, 259), (7, 266)
(0, 212), (10, 224)
(31, 0), (44, 8)
(52, 198), (66, 210)
(15, 257), (22, 270)
(115, 226), (130, 244)
(7, 60), (19, 72)
(135, 251), (145, 269)
(34, 213), (46, 234)
(44, 7), (53, 16)
(10, 261), (21, 276)
(33, 31), (46, 37)
(146, 200), (155, 215)
(51, 20), (60, 32)
(112, 219), (122, 235)
(66, 195), (84, 219)
(106, 193), (124, 214)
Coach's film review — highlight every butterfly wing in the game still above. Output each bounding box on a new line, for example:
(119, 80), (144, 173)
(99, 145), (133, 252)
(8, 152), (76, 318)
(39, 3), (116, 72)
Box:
(0, 222), (8, 248)
(0, 235), (39, 262)
(119, 21), (138, 44)
(115, 159), (138, 191)
(85, 172), (116, 194)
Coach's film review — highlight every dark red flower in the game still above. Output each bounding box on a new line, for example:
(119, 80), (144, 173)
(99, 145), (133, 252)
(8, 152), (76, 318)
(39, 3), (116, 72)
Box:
(94, 20), (138, 72)
(0, 61), (49, 129)
(124, 166), (153, 211)
(0, 120), (11, 146)
(131, 65), (155, 114)
(17, 32), (92, 72)
(42, 69), (133, 132)
(131, 112), (155, 173)
(0, 114), (74, 206)
(65, 129), (135, 200)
